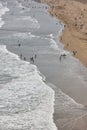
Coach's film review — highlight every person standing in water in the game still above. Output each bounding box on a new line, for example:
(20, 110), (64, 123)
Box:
(24, 57), (26, 61)
(30, 57), (34, 63)
(35, 54), (37, 59)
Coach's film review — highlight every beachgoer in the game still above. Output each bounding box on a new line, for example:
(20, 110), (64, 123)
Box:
(66, 43), (69, 47)
(35, 54), (37, 59)
(11, 13), (13, 15)
(18, 43), (21, 47)
(20, 54), (22, 59)
(73, 51), (77, 55)
(30, 57), (34, 63)
(59, 55), (62, 61)
(64, 24), (66, 27)
(59, 54), (67, 61)
(24, 57), (26, 61)
(32, 58), (34, 63)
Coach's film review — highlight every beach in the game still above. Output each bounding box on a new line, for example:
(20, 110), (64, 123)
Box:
(40, 0), (87, 129)
(41, 0), (87, 67)
(0, 0), (87, 130)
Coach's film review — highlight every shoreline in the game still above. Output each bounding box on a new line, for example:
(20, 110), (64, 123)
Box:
(39, 0), (87, 129)
(1, 0), (87, 130)
(41, 0), (87, 67)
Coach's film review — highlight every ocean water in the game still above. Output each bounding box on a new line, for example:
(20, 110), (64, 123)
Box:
(0, 1), (57, 130)
(0, 44), (57, 130)
(0, 0), (87, 130)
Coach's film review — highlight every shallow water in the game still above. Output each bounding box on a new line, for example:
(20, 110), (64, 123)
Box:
(0, 0), (87, 130)
(0, 1), (57, 130)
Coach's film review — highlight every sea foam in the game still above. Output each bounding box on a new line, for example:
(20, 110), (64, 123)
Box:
(0, 2), (9, 27)
(0, 2), (57, 130)
(1, 0), (87, 130)
(50, 38), (70, 55)
(13, 32), (40, 39)
(0, 44), (57, 130)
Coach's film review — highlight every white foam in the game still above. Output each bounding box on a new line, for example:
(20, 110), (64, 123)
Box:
(50, 38), (70, 55)
(58, 89), (83, 110)
(13, 32), (40, 39)
(0, 45), (84, 130)
(0, 44), (57, 130)
(47, 33), (54, 38)
(16, 0), (41, 29)
(16, 0), (25, 8)
(50, 38), (60, 51)
(16, 16), (40, 29)
(0, 2), (9, 28)
(1, 1), (86, 129)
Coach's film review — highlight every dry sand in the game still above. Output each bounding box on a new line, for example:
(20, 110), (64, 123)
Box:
(41, 0), (87, 67)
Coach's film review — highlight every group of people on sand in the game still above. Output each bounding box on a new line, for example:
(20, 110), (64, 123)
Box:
(18, 43), (37, 64)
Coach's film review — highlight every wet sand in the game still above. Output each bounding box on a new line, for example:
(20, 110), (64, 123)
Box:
(40, 0), (87, 129)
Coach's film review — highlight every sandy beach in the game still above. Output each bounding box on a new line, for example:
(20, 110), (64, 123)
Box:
(41, 0), (87, 67)
(1, 0), (87, 130)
